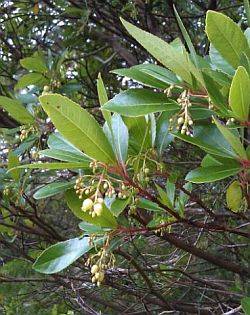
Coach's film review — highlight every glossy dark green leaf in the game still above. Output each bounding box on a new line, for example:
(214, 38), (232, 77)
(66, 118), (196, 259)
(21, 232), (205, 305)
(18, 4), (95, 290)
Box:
(109, 197), (131, 217)
(33, 182), (74, 199)
(33, 237), (92, 274)
(121, 18), (204, 87)
(103, 89), (179, 117)
(112, 64), (179, 88)
(186, 164), (241, 183)
(79, 222), (110, 234)
(214, 119), (247, 159)
(65, 190), (117, 228)
(103, 114), (128, 163)
(39, 94), (116, 164)
(156, 111), (174, 155)
(12, 162), (89, 171)
(138, 198), (164, 212)
(40, 149), (91, 163)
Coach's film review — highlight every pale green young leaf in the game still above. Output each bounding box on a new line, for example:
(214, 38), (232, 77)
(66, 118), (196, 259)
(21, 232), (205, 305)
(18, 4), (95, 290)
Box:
(206, 11), (248, 68)
(0, 96), (34, 124)
(229, 66), (250, 122)
(39, 94), (116, 165)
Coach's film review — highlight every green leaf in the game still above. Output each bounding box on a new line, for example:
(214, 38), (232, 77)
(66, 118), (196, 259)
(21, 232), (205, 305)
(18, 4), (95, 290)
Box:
(79, 222), (110, 234)
(40, 149), (91, 163)
(123, 116), (152, 153)
(206, 11), (248, 68)
(214, 119), (247, 159)
(112, 64), (179, 88)
(156, 184), (174, 210)
(48, 133), (84, 155)
(15, 73), (48, 90)
(65, 190), (117, 228)
(244, 0), (250, 27)
(209, 45), (234, 75)
(103, 89), (179, 117)
(138, 198), (165, 212)
(12, 162), (89, 171)
(33, 237), (92, 274)
(103, 114), (128, 163)
(20, 56), (47, 73)
(186, 164), (241, 183)
(156, 111), (174, 155)
(33, 182), (74, 199)
(241, 297), (250, 315)
(226, 180), (243, 212)
(121, 18), (204, 87)
(108, 197), (131, 217)
(39, 94), (116, 164)
(8, 151), (21, 181)
(173, 6), (199, 69)
(0, 96), (34, 124)
(97, 73), (112, 126)
(229, 66), (250, 122)
(173, 132), (236, 159)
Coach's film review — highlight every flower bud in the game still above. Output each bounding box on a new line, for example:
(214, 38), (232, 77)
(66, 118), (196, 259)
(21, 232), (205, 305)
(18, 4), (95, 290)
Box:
(81, 198), (93, 212)
(91, 265), (99, 274)
(97, 271), (104, 282)
(188, 119), (193, 126)
(97, 197), (104, 204)
(93, 203), (103, 216)
(144, 168), (150, 174)
(43, 85), (50, 92)
(177, 117), (184, 125)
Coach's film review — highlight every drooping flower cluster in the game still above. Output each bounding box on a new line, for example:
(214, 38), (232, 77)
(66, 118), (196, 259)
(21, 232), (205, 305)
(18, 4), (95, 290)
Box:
(86, 246), (116, 287)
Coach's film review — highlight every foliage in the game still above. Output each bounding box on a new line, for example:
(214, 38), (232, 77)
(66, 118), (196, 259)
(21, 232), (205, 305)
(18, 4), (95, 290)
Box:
(0, 1), (250, 314)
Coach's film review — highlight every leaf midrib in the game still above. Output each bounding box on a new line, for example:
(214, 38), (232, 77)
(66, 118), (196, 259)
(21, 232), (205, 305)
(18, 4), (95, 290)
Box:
(47, 103), (115, 164)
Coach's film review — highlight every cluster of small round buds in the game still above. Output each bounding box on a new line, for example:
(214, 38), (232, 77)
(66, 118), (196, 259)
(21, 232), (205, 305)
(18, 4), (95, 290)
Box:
(74, 177), (86, 199)
(3, 188), (9, 196)
(118, 192), (127, 199)
(91, 264), (105, 286)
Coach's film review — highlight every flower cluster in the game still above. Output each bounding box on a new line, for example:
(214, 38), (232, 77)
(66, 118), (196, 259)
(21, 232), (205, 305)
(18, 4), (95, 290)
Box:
(86, 247), (116, 286)
(19, 126), (36, 141)
(169, 90), (193, 136)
